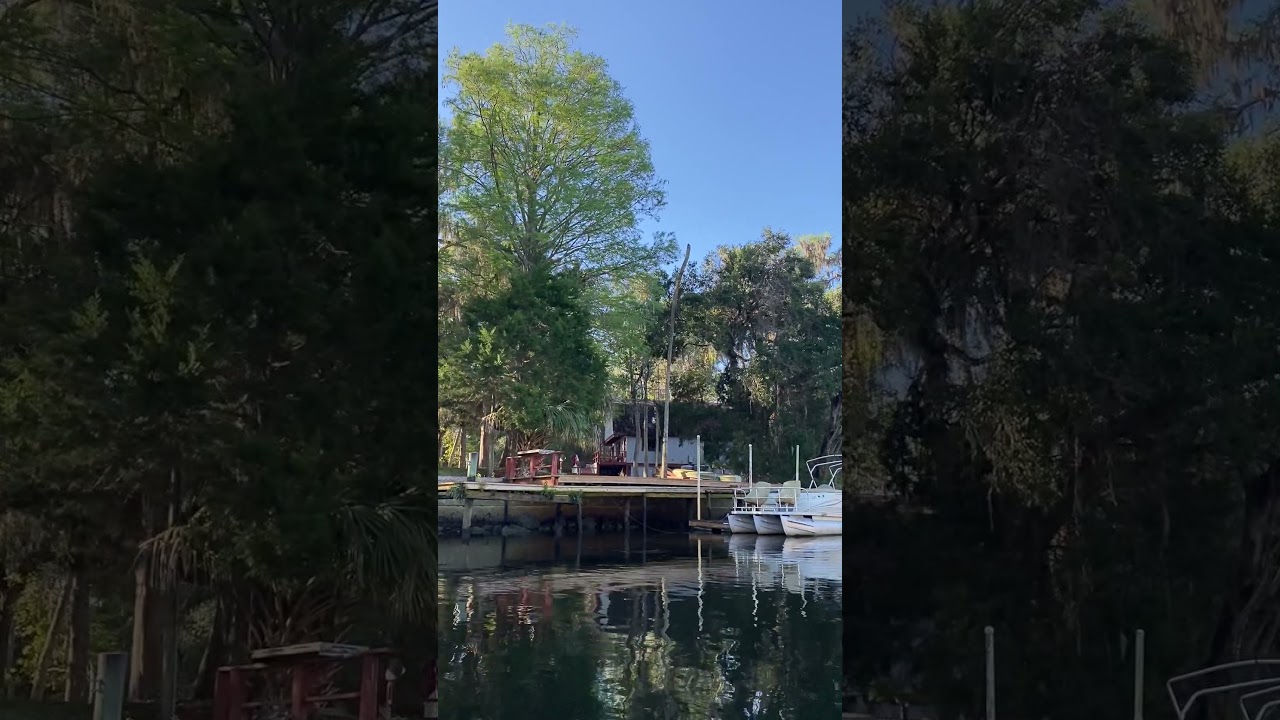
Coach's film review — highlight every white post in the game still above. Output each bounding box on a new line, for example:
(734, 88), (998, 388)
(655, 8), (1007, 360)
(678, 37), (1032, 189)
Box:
(1134, 629), (1145, 720)
(795, 445), (800, 483)
(985, 626), (996, 720)
(696, 434), (702, 521)
(748, 444), (753, 488)
(93, 652), (128, 720)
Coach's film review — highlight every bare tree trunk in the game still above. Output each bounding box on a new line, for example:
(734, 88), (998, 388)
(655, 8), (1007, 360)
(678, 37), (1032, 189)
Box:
(63, 561), (91, 703)
(659, 244), (692, 479)
(130, 498), (164, 702)
(641, 399), (649, 478)
(190, 588), (228, 699)
(129, 550), (163, 702)
(1, 616), (14, 698)
(1208, 463), (1280, 663)
(645, 368), (655, 476)
(632, 396), (641, 479)
(479, 412), (492, 476)
(30, 575), (71, 700)
(459, 428), (468, 469)
(158, 467), (182, 720)
(818, 393), (842, 459)
(0, 574), (20, 683)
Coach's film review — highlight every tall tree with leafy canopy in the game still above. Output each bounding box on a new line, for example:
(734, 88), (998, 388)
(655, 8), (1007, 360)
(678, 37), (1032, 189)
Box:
(843, 1), (1280, 717)
(673, 231), (840, 478)
(0, 0), (438, 713)
(439, 22), (673, 459)
(440, 265), (609, 450)
(440, 22), (672, 280)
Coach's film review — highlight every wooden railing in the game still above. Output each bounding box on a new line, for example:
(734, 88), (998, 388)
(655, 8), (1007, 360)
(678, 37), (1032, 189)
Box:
(595, 444), (626, 464)
(503, 452), (562, 483)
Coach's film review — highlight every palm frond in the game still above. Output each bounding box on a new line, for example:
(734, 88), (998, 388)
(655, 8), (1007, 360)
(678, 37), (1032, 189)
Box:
(138, 522), (208, 586)
(336, 495), (436, 626)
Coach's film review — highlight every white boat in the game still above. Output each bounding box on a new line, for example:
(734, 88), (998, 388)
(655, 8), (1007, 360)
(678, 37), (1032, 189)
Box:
(726, 513), (757, 533)
(727, 485), (771, 532)
(780, 513), (842, 536)
(727, 481), (790, 534)
(752, 513), (785, 535)
(728, 454), (843, 535)
(727, 481), (779, 533)
(777, 455), (843, 537)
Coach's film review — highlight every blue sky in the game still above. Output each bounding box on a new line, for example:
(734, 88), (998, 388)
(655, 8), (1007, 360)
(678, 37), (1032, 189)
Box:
(440, 1), (842, 270)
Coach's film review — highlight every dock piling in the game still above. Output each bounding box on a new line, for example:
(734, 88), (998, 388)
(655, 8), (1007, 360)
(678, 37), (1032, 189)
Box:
(696, 434), (702, 521)
(1133, 628), (1145, 720)
(623, 497), (631, 557)
(554, 503), (564, 538)
(985, 625), (995, 720)
(462, 498), (475, 540)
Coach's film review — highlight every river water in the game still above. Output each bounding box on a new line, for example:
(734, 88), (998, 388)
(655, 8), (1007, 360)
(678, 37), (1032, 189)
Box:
(438, 532), (842, 720)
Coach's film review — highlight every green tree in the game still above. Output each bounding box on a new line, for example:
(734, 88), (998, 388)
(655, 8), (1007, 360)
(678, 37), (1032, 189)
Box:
(439, 22), (674, 464)
(843, 1), (1280, 717)
(0, 0), (438, 714)
(440, 23), (671, 280)
(441, 265), (609, 451)
(675, 230), (841, 478)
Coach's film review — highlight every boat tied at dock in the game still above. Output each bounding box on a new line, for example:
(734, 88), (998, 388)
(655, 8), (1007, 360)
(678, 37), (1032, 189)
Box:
(728, 454), (843, 536)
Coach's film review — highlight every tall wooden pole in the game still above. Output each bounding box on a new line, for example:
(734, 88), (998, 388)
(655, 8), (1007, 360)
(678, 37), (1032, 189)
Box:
(659, 244), (691, 479)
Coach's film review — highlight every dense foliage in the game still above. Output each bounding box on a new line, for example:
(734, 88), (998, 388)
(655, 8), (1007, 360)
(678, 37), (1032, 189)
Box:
(844, 1), (1280, 718)
(437, 25), (840, 480)
(0, 0), (437, 714)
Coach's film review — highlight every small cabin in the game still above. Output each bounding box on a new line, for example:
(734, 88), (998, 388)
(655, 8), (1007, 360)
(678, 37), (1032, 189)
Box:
(594, 402), (721, 477)
(595, 434), (703, 476)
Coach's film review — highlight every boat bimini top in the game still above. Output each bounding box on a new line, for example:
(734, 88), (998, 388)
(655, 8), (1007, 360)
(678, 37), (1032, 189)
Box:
(805, 455), (842, 488)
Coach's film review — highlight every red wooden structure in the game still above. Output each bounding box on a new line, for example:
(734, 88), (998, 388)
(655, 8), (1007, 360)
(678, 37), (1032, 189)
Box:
(594, 434), (630, 476)
(503, 449), (562, 484)
(212, 643), (396, 720)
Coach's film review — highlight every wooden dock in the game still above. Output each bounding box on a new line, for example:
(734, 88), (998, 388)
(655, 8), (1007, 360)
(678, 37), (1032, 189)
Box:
(439, 476), (743, 538)
(440, 474), (745, 494)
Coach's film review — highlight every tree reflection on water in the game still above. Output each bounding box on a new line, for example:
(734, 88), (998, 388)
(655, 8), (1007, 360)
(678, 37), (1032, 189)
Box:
(439, 535), (841, 720)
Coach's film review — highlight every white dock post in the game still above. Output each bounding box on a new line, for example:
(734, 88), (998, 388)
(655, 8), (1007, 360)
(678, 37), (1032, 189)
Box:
(985, 625), (996, 720)
(1134, 629), (1145, 720)
(696, 434), (702, 520)
(92, 652), (128, 720)
(794, 445), (799, 482)
(748, 444), (753, 488)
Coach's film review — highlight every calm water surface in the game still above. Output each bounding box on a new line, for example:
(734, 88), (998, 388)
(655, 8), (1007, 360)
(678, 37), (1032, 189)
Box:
(438, 532), (842, 720)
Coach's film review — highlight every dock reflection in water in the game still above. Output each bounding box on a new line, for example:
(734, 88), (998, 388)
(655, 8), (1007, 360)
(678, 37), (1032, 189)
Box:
(439, 533), (842, 720)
